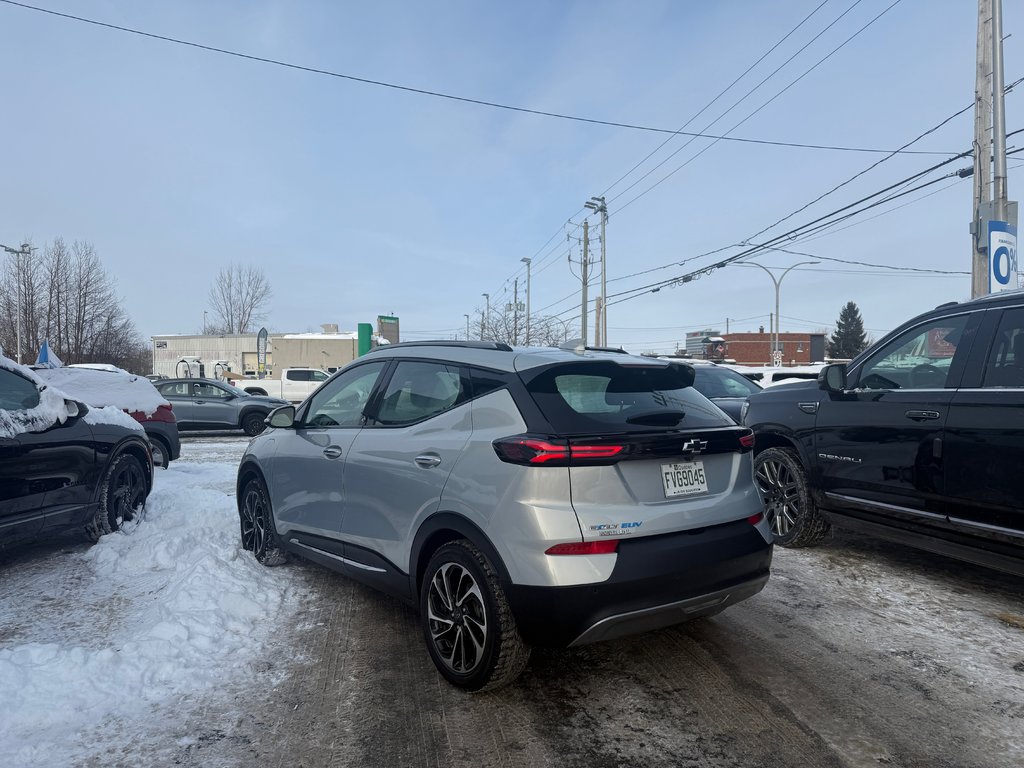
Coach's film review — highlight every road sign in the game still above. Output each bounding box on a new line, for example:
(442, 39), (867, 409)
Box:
(988, 220), (1018, 294)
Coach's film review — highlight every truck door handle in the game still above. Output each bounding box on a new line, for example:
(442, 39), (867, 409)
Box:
(905, 410), (940, 421)
(323, 446), (343, 459)
(415, 454), (442, 468)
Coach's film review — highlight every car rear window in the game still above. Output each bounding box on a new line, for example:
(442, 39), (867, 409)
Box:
(522, 361), (732, 434)
(693, 367), (762, 397)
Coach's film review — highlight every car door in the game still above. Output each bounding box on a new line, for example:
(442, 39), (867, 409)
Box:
(340, 360), (473, 573)
(813, 311), (978, 524)
(191, 382), (239, 427)
(270, 361), (388, 540)
(944, 304), (1024, 541)
(157, 381), (194, 423)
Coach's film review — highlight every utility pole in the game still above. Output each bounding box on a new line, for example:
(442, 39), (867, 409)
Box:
(520, 257), (531, 345)
(512, 278), (520, 345)
(481, 293), (489, 340)
(580, 220), (589, 347)
(972, 0), (1017, 297)
(585, 196), (608, 345)
(595, 297), (603, 346)
(1, 242), (34, 364)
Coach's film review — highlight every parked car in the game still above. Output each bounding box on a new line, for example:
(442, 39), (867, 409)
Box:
(754, 364), (826, 388)
(237, 341), (772, 690)
(239, 367), (331, 402)
(1, 355), (153, 547)
(743, 291), (1024, 576)
(155, 378), (288, 435)
(686, 361), (764, 422)
(35, 366), (180, 468)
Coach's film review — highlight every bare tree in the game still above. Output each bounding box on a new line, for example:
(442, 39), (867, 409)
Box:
(478, 305), (574, 347)
(207, 264), (272, 334)
(0, 238), (147, 369)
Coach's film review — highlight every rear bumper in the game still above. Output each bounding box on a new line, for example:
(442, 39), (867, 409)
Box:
(506, 519), (772, 648)
(143, 421), (181, 462)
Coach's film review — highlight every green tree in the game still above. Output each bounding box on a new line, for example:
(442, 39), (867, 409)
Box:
(827, 301), (869, 359)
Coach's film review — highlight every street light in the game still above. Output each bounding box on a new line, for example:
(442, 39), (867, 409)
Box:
(464, 313), (470, 341)
(481, 293), (490, 340)
(520, 257), (531, 346)
(737, 260), (820, 364)
(1, 242), (35, 364)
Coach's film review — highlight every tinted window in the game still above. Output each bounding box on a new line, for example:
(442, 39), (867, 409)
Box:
(470, 369), (508, 399)
(693, 367), (762, 398)
(304, 362), (386, 428)
(286, 370), (310, 382)
(857, 315), (968, 390)
(983, 307), (1024, 387)
(0, 368), (41, 410)
(376, 361), (466, 426)
(523, 361), (730, 434)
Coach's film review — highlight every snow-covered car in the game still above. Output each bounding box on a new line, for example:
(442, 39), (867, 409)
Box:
(35, 366), (180, 468)
(1, 355), (153, 547)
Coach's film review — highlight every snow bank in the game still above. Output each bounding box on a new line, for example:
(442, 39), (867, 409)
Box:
(0, 447), (306, 767)
(34, 366), (168, 416)
(0, 354), (72, 439)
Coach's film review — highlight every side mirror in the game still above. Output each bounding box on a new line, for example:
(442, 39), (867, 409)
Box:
(267, 405), (296, 429)
(65, 399), (84, 418)
(818, 363), (847, 393)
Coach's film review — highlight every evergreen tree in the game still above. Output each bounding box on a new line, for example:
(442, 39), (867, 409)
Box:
(827, 301), (869, 359)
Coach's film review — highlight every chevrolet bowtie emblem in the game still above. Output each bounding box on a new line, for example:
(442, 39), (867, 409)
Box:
(681, 439), (708, 454)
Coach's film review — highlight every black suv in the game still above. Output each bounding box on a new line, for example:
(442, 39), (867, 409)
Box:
(1, 360), (153, 547)
(744, 290), (1024, 576)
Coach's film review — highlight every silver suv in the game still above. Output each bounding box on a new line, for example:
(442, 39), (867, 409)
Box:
(236, 342), (772, 690)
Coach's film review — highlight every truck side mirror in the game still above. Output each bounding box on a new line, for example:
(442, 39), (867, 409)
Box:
(818, 363), (847, 392)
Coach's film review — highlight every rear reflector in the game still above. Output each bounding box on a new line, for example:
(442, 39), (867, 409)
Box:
(739, 432), (755, 449)
(545, 540), (620, 556)
(747, 512), (764, 525)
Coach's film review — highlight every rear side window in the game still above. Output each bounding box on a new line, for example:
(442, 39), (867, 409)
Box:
(983, 307), (1024, 387)
(523, 361), (731, 434)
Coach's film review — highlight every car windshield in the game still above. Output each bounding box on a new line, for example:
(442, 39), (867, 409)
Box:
(693, 366), (763, 398)
(522, 361), (732, 434)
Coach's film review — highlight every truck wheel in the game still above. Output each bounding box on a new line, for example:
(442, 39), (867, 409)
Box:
(242, 412), (267, 436)
(421, 540), (530, 692)
(754, 447), (830, 547)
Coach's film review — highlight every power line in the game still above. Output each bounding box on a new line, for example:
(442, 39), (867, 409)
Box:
(0, 0), (956, 157)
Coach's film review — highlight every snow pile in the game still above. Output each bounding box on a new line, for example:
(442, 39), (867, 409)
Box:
(0, 354), (73, 439)
(0, 450), (306, 767)
(82, 404), (144, 432)
(34, 366), (168, 417)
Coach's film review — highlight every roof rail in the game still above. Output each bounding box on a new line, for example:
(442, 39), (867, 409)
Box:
(365, 340), (513, 353)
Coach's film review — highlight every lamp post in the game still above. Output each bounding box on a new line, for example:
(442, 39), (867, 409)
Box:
(738, 260), (819, 364)
(481, 293), (490, 340)
(464, 313), (470, 341)
(1, 242), (35, 364)
(520, 257), (531, 345)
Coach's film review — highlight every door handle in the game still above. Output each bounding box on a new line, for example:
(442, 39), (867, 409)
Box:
(323, 446), (343, 459)
(904, 410), (940, 421)
(415, 454), (442, 468)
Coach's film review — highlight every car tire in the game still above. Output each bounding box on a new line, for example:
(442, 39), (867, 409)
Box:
(86, 453), (147, 542)
(421, 539), (530, 692)
(242, 412), (267, 437)
(150, 436), (170, 469)
(754, 446), (830, 547)
(239, 477), (288, 566)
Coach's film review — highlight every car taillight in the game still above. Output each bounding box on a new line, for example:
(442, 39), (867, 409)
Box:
(545, 540), (620, 555)
(492, 435), (624, 466)
(147, 404), (176, 423)
(739, 432), (755, 450)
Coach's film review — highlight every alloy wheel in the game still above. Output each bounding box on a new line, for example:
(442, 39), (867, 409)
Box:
(111, 461), (146, 533)
(426, 562), (488, 674)
(755, 458), (801, 537)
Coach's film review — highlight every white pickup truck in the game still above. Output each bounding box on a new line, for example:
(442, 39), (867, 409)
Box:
(240, 368), (331, 402)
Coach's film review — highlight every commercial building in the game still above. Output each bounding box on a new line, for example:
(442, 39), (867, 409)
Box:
(719, 331), (826, 366)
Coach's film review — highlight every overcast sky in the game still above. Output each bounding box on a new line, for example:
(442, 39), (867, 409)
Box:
(1, 0), (1021, 356)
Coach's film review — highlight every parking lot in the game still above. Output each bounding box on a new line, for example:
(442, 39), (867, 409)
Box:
(0, 435), (1021, 768)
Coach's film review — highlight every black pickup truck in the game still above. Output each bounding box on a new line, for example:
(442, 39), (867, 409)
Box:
(743, 291), (1024, 576)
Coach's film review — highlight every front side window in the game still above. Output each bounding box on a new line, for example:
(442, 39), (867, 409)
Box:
(311, 370), (329, 382)
(524, 361), (730, 434)
(303, 362), (386, 428)
(194, 382), (232, 399)
(983, 307), (1024, 387)
(0, 368), (41, 411)
(376, 362), (466, 426)
(856, 315), (968, 390)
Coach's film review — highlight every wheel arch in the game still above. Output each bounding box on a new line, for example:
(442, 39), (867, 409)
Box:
(411, 513), (512, 597)
(94, 436), (154, 501)
(238, 406), (270, 428)
(237, 459), (270, 510)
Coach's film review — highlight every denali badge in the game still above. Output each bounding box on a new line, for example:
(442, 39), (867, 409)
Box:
(818, 453), (862, 463)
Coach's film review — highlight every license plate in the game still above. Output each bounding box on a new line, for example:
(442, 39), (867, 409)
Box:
(661, 461), (708, 498)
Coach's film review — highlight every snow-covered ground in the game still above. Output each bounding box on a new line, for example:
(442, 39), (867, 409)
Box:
(0, 437), (307, 768)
